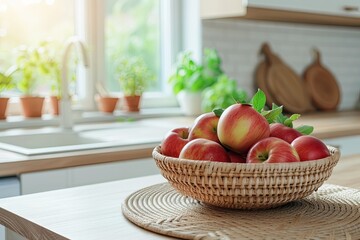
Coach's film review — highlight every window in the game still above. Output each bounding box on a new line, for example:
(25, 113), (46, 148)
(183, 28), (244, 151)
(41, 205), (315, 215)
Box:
(104, 0), (161, 92)
(0, 0), (75, 97)
(100, 0), (181, 108)
(0, 0), (186, 116)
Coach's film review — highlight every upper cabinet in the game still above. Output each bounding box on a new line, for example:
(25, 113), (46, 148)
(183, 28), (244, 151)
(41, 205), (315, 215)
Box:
(201, 0), (360, 27)
(248, 0), (360, 18)
(200, 0), (247, 19)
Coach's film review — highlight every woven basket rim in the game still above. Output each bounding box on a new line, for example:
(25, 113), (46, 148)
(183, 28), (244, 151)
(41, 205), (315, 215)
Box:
(152, 145), (340, 170)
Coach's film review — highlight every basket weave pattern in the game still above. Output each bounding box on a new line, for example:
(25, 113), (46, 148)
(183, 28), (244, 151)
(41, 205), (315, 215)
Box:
(152, 145), (340, 209)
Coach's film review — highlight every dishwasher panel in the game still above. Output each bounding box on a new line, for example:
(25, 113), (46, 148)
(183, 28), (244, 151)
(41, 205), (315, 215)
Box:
(0, 176), (20, 240)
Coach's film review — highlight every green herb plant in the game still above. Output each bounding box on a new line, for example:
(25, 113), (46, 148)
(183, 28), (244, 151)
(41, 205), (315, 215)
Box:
(14, 41), (64, 97)
(15, 45), (41, 95)
(37, 41), (62, 97)
(202, 74), (248, 112)
(168, 49), (223, 95)
(0, 67), (16, 94)
(116, 57), (154, 96)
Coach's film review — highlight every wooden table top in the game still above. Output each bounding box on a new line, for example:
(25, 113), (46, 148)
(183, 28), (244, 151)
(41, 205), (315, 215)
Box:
(0, 153), (359, 240)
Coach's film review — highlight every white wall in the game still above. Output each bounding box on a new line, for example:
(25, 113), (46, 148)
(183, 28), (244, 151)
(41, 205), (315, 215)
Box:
(202, 19), (360, 110)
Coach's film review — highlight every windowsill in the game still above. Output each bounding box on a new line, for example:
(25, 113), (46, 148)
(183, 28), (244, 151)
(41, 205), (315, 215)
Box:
(0, 107), (184, 130)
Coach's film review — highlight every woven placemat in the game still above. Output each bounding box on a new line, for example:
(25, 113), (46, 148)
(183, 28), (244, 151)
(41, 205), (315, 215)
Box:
(122, 183), (360, 240)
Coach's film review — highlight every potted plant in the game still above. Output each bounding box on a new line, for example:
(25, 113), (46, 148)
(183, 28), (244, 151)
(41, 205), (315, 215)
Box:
(0, 67), (16, 119)
(202, 74), (248, 112)
(168, 49), (224, 116)
(36, 41), (62, 115)
(116, 57), (153, 112)
(15, 45), (45, 118)
(13, 42), (64, 117)
(95, 82), (119, 114)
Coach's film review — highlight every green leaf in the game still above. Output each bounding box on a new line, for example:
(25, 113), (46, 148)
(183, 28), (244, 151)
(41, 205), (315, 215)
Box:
(283, 119), (293, 128)
(289, 114), (301, 121)
(213, 108), (224, 117)
(283, 114), (300, 128)
(262, 105), (283, 124)
(295, 125), (314, 135)
(201, 74), (248, 112)
(250, 89), (266, 112)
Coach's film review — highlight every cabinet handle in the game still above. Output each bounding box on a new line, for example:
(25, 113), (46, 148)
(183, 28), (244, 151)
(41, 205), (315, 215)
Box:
(343, 6), (359, 12)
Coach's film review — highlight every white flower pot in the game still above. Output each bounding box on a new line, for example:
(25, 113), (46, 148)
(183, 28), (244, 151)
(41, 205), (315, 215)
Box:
(177, 91), (203, 116)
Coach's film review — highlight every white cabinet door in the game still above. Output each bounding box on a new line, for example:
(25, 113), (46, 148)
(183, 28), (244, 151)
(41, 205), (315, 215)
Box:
(248, 0), (360, 17)
(20, 158), (161, 194)
(69, 158), (160, 187)
(20, 168), (69, 195)
(323, 136), (360, 157)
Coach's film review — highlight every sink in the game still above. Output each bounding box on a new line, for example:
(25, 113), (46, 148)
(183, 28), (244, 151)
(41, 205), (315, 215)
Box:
(0, 123), (171, 156)
(0, 132), (110, 155)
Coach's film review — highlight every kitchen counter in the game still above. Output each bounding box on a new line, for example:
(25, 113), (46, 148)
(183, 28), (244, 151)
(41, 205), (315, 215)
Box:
(0, 111), (359, 177)
(0, 117), (195, 177)
(0, 152), (359, 240)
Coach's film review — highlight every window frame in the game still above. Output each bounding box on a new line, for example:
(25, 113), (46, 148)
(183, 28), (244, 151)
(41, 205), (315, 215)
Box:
(80, 0), (183, 111)
(3, 0), (202, 118)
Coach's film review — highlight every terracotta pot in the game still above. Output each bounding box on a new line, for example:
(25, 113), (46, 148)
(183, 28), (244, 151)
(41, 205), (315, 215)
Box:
(96, 95), (119, 113)
(20, 96), (45, 118)
(123, 95), (141, 112)
(49, 96), (60, 115)
(0, 97), (9, 120)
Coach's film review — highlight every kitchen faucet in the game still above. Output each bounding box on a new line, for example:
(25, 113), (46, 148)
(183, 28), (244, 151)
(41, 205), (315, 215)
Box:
(60, 36), (89, 130)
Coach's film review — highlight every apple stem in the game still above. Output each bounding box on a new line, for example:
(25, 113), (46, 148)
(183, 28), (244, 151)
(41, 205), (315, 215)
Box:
(181, 131), (189, 139)
(257, 152), (269, 162)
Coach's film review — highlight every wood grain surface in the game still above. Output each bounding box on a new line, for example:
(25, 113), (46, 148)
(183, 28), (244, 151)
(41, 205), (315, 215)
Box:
(0, 175), (173, 240)
(0, 155), (359, 240)
(303, 49), (341, 111)
(261, 43), (314, 113)
(254, 59), (277, 108)
(240, 7), (360, 27)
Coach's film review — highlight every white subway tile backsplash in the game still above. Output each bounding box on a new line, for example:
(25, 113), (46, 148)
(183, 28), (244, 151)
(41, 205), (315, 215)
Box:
(202, 19), (360, 110)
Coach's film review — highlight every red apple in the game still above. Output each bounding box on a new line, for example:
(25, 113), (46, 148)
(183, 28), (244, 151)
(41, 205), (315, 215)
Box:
(291, 135), (330, 161)
(217, 104), (270, 153)
(270, 123), (302, 143)
(161, 127), (190, 158)
(179, 138), (231, 162)
(247, 137), (300, 163)
(228, 150), (247, 163)
(188, 112), (220, 143)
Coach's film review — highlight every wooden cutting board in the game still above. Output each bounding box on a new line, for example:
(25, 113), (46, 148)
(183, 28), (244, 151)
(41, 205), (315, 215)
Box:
(303, 49), (341, 111)
(261, 43), (314, 113)
(254, 59), (277, 108)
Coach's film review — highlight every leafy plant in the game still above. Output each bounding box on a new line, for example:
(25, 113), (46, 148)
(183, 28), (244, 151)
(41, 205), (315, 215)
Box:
(202, 74), (248, 112)
(14, 41), (64, 96)
(14, 45), (41, 95)
(116, 57), (154, 96)
(37, 41), (62, 97)
(168, 49), (223, 95)
(0, 67), (16, 94)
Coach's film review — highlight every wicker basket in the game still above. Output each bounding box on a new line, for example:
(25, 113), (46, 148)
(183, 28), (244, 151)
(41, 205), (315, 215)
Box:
(152, 145), (340, 210)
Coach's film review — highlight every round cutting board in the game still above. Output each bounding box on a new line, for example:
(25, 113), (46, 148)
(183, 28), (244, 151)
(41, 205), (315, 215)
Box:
(261, 43), (314, 113)
(303, 49), (341, 111)
(254, 59), (277, 108)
